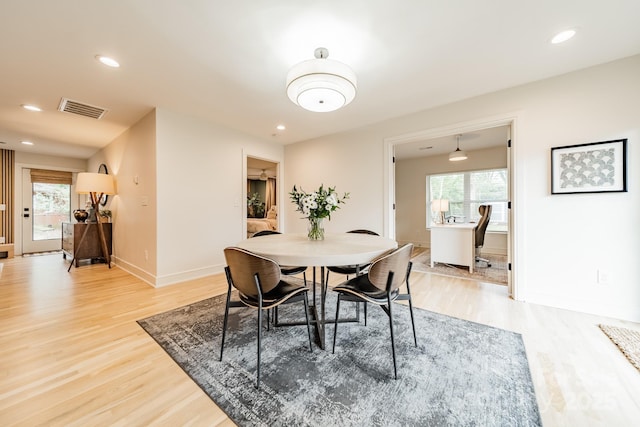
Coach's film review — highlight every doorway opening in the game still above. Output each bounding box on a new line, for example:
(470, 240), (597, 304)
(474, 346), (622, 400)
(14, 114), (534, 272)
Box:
(21, 168), (77, 254)
(245, 156), (279, 238)
(385, 118), (516, 297)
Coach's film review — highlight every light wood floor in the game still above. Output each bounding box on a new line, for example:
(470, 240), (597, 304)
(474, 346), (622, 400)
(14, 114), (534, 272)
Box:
(1, 254), (639, 426)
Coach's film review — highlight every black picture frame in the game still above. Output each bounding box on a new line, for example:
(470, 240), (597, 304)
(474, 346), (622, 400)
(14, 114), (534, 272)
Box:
(551, 139), (627, 194)
(98, 163), (109, 206)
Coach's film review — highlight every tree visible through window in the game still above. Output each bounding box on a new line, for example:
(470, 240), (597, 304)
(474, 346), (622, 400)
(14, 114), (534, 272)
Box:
(32, 183), (70, 240)
(427, 169), (508, 231)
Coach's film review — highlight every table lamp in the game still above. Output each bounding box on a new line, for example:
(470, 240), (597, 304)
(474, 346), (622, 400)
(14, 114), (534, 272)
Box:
(432, 199), (449, 224)
(70, 172), (116, 270)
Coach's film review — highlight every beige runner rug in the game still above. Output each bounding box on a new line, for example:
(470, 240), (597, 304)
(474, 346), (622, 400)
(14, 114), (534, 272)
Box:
(411, 247), (507, 285)
(599, 324), (640, 372)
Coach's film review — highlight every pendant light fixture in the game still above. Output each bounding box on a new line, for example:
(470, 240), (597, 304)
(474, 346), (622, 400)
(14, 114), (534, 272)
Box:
(449, 134), (468, 161)
(286, 47), (357, 113)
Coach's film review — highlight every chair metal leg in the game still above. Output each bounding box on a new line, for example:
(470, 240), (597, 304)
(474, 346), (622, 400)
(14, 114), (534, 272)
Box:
(332, 294), (342, 354)
(364, 302), (368, 326)
(266, 308), (271, 330)
(303, 293), (313, 352)
(405, 282), (418, 347)
(256, 306), (262, 389)
(219, 292), (231, 362)
(324, 270), (330, 300)
(387, 294), (398, 380)
(220, 275), (233, 362)
(254, 273), (264, 389)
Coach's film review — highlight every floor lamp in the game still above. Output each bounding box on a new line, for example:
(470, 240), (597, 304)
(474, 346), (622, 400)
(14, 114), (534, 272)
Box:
(68, 172), (116, 272)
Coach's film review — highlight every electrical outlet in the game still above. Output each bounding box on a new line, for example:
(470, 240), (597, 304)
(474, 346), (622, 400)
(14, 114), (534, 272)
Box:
(0, 236), (5, 244)
(144, 250), (149, 261)
(597, 269), (611, 285)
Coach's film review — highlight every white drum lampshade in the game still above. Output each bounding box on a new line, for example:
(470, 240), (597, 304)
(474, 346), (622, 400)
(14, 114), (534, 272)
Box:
(286, 48), (357, 113)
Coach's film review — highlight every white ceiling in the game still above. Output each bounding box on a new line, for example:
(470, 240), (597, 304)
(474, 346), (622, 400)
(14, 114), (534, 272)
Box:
(394, 126), (510, 160)
(1, 1), (640, 159)
(247, 157), (277, 179)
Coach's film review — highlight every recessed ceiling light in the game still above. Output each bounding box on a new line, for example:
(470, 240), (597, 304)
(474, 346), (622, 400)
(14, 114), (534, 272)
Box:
(21, 140), (34, 146)
(551, 29), (576, 44)
(95, 55), (120, 68)
(22, 104), (42, 112)
(276, 124), (286, 131)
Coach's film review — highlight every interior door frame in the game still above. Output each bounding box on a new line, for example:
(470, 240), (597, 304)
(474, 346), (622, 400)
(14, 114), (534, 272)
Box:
(383, 113), (519, 299)
(14, 163), (84, 255)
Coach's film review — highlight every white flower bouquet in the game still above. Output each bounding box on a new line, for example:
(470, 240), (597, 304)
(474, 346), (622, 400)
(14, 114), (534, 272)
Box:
(290, 185), (349, 240)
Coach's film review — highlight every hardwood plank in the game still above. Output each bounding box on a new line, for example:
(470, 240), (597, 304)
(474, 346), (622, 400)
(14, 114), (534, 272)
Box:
(1, 254), (639, 426)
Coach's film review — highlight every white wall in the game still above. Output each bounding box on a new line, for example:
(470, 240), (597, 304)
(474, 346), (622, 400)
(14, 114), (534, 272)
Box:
(284, 126), (388, 235)
(154, 108), (284, 286)
(96, 110), (158, 284)
(93, 108), (285, 287)
(396, 146), (507, 253)
(285, 54), (640, 322)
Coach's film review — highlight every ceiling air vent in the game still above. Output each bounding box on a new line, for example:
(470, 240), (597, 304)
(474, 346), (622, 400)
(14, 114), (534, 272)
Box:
(58, 98), (108, 119)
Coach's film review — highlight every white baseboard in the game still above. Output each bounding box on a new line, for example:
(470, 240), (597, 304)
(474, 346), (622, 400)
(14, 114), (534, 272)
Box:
(113, 256), (226, 288)
(524, 290), (640, 323)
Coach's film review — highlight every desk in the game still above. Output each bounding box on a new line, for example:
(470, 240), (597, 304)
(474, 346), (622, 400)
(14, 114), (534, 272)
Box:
(430, 223), (476, 273)
(236, 233), (397, 349)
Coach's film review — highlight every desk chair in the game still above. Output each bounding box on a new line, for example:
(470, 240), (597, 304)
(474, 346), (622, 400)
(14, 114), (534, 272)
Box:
(475, 205), (492, 267)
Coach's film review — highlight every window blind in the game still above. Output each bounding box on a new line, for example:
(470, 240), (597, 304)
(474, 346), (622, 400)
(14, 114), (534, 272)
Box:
(30, 169), (72, 185)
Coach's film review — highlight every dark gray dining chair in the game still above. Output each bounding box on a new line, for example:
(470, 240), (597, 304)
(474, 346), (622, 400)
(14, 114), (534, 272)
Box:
(252, 230), (308, 283)
(325, 229), (379, 282)
(221, 246), (313, 389)
(332, 243), (417, 380)
(252, 230), (308, 326)
(325, 229), (379, 322)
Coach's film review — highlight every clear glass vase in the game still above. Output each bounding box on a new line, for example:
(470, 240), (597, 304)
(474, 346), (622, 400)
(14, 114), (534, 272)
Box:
(307, 217), (325, 241)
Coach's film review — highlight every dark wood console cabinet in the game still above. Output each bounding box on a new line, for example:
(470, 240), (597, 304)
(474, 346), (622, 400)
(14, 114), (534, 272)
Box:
(62, 222), (112, 267)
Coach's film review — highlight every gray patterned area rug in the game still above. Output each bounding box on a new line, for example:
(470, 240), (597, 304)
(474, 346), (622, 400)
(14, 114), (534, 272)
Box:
(138, 293), (540, 426)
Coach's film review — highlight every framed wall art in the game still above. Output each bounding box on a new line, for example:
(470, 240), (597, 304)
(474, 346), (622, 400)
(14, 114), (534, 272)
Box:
(551, 139), (627, 194)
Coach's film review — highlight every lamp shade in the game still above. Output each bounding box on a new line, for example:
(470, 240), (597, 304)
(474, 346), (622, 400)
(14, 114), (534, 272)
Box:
(286, 48), (357, 113)
(449, 149), (468, 161)
(449, 134), (468, 161)
(76, 172), (116, 195)
(432, 199), (449, 212)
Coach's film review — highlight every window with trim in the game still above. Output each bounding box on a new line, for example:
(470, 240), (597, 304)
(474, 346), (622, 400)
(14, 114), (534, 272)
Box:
(426, 168), (508, 232)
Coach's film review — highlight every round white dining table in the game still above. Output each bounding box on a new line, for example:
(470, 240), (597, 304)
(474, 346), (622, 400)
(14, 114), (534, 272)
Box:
(234, 232), (398, 349)
(235, 232), (397, 267)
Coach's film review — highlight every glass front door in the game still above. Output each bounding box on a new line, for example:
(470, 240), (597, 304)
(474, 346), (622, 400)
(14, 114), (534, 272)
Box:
(22, 169), (72, 253)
